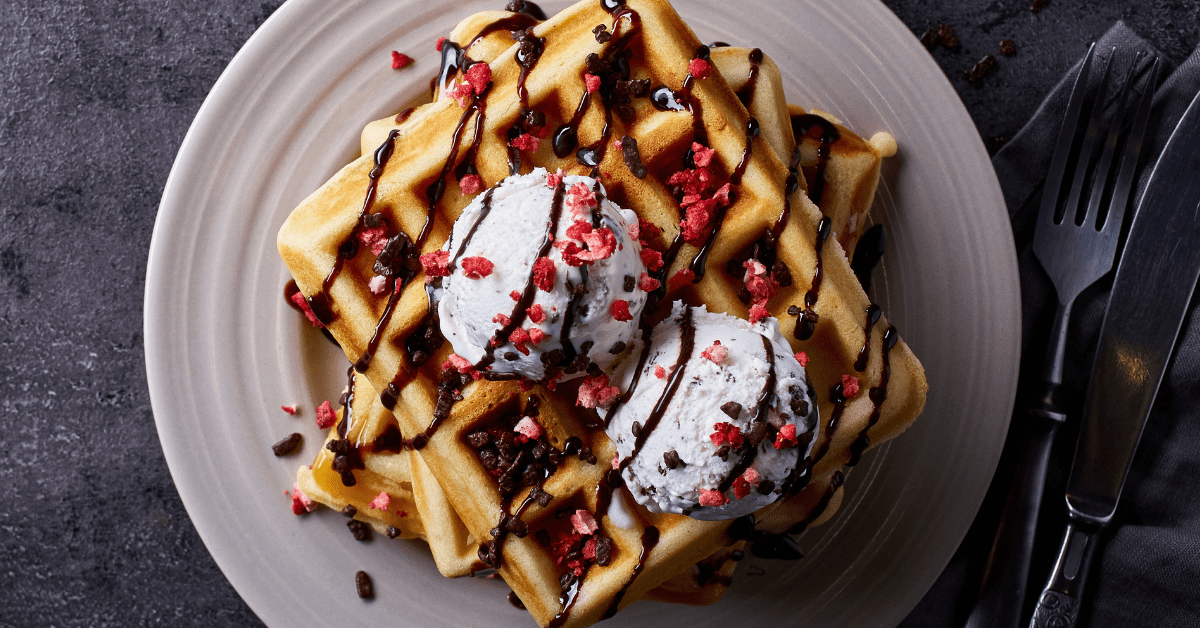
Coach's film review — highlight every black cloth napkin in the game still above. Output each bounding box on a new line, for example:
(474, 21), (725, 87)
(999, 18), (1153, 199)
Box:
(901, 22), (1200, 627)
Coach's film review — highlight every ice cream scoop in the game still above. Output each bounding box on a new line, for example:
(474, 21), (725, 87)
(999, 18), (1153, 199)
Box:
(433, 169), (647, 382)
(606, 302), (819, 520)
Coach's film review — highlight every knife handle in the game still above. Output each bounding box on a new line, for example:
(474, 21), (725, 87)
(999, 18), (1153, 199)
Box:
(1029, 517), (1104, 628)
(964, 393), (1065, 628)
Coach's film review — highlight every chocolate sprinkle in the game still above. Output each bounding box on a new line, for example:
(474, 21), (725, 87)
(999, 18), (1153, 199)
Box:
(620, 135), (647, 179)
(271, 433), (302, 456)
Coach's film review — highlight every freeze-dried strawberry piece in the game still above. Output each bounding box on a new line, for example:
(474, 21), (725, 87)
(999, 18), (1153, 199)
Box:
(315, 400), (337, 429)
(638, 272), (660, 292)
(532, 257), (556, 290)
(514, 416), (542, 440)
(510, 290), (521, 301)
(743, 258), (777, 303)
(698, 489), (727, 507)
(748, 302), (770, 324)
(509, 328), (532, 355)
(458, 174), (483, 195)
(546, 168), (564, 188)
(612, 138), (623, 151)
(691, 142), (715, 167)
(448, 81), (474, 107)
(509, 133), (540, 152)
(577, 228), (616, 261)
(668, 269), (695, 291)
(460, 256), (494, 278)
(280, 404), (298, 415)
(640, 247), (663, 271)
(435, 36), (446, 52)
(570, 509), (599, 535)
(612, 453), (620, 469)
(420, 249), (451, 278)
(443, 354), (478, 380)
(654, 365), (667, 379)
(577, 372), (619, 409)
(492, 312), (511, 326)
(638, 218), (662, 240)
(774, 423), (798, 449)
(565, 220), (593, 241)
(526, 304), (545, 324)
(795, 351), (810, 367)
(713, 182), (732, 206)
(358, 225), (389, 256)
(679, 201), (713, 243)
(742, 467), (762, 485)
(553, 239), (586, 267)
(369, 491), (391, 510)
(565, 182), (597, 218)
(626, 220), (640, 241)
(390, 51), (413, 69)
(732, 476), (752, 500)
(688, 57), (712, 79)
(841, 374), (861, 398)
(710, 422), (744, 447)
(584, 72), (601, 93)
(701, 340), (727, 364)
(582, 536), (598, 560)
(289, 290), (324, 328)
(611, 300), (632, 322)
(291, 483), (316, 515)
(528, 328), (545, 345)
(465, 62), (492, 94)
(368, 275), (388, 295)
(550, 530), (585, 566)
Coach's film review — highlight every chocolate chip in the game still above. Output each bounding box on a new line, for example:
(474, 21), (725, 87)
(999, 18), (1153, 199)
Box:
(592, 23), (612, 43)
(560, 572), (578, 591)
(964, 54), (999, 83)
(716, 445), (730, 461)
(373, 232), (414, 277)
(786, 305), (801, 316)
(503, 514), (529, 537)
(347, 519), (373, 542)
(620, 135), (647, 179)
(467, 431), (492, 448)
(936, 24), (959, 49)
(535, 528), (552, 547)
(385, 526), (400, 539)
(999, 38), (1016, 56)
(631, 421), (642, 438)
(584, 53), (604, 74)
(525, 109), (546, 128)
(757, 479), (776, 495)
(271, 433), (303, 456)
(532, 486), (554, 507)
(663, 449), (683, 469)
(609, 341), (627, 355)
(595, 536), (613, 566)
(341, 505), (358, 518)
(579, 340), (594, 355)
(720, 401), (743, 420)
(772, 260), (793, 287)
(623, 275), (636, 292)
(361, 213), (386, 229)
(355, 570), (374, 598)
(505, 351), (519, 361)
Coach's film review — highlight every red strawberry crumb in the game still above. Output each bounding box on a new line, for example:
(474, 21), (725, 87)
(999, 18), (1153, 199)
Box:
(638, 218), (662, 239)
(713, 182), (732, 206)
(626, 221), (640, 240)
(509, 328), (532, 355)
(748, 302), (770, 324)
(638, 272), (660, 292)
(528, 328), (546, 344)
(533, 257), (556, 290)
(514, 416), (542, 440)
(391, 51), (413, 69)
(460, 256), (494, 278)
(289, 290), (324, 328)
(701, 340), (727, 364)
(527, 304), (545, 324)
(547, 168), (564, 188)
(691, 142), (715, 167)
(435, 36), (446, 52)
(566, 182), (597, 218)
(458, 174), (483, 195)
(448, 81), (474, 107)
(554, 240), (586, 267)
(369, 491), (391, 510)
(398, 510), (409, 517)
(611, 300), (632, 322)
(577, 372), (620, 409)
(743, 259), (778, 303)
(612, 138), (623, 151)
(688, 57), (712, 79)
(732, 476), (752, 499)
(774, 423), (798, 449)
(566, 220), (593, 241)
(612, 453), (620, 469)
(368, 275), (388, 295)
(420, 249), (451, 278)
(584, 72), (601, 93)
(742, 467), (762, 485)
(280, 404), (298, 415)
(654, 365), (667, 379)
(315, 400), (336, 429)
(291, 483), (316, 514)
(699, 489), (728, 507)
(582, 536), (598, 560)
(679, 205), (711, 243)
(465, 62), (492, 94)
(492, 312), (511, 326)
(577, 228), (616, 261)
(445, 353), (475, 375)
(640, 247), (663, 271)
(510, 290), (521, 301)
(545, 373), (561, 391)
(510, 133), (541, 152)
(841, 374), (861, 398)
(710, 422), (744, 447)
(669, 268), (695, 290)
(795, 351), (810, 367)
(358, 225), (389, 255)
(570, 509), (599, 535)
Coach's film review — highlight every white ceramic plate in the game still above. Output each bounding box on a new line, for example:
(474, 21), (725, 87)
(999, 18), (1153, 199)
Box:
(145, 0), (1019, 626)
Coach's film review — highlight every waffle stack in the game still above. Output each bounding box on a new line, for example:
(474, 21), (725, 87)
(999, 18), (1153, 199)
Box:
(278, 0), (926, 625)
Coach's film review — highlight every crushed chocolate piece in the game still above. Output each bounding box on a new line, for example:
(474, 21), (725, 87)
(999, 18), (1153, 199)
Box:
(592, 23), (612, 43)
(341, 504), (358, 518)
(663, 449), (683, 469)
(716, 445), (730, 461)
(720, 401), (743, 420)
(594, 536), (613, 566)
(937, 24), (959, 49)
(631, 421), (642, 438)
(620, 135), (647, 179)
(609, 341), (627, 355)
(347, 519), (373, 542)
(623, 274), (636, 292)
(919, 28), (938, 50)
(271, 433), (303, 456)
(964, 54), (999, 82)
(467, 431), (491, 448)
(786, 304), (801, 316)
(535, 528), (552, 547)
(373, 233), (414, 278)
(999, 38), (1016, 56)
(355, 571), (374, 598)
(385, 526), (400, 539)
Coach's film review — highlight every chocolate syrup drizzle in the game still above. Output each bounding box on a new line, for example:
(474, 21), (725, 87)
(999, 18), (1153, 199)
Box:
(734, 48), (762, 107)
(848, 325), (897, 466)
(792, 215), (832, 341)
(854, 304), (882, 372)
(791, 114), (840, 208)
(618, 305), (696, 472)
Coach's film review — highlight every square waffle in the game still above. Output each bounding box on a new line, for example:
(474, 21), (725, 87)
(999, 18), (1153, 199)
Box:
(277, 0), (927, 625)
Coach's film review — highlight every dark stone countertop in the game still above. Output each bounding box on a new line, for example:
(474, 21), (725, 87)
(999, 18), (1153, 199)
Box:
(1, 1), (1196, 626)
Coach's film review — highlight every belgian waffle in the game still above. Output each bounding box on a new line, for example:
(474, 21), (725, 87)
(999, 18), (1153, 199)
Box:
(277, 0), (927, 625)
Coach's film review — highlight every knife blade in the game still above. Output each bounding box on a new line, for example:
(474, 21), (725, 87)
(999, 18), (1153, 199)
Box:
(1028, 87), (1200, 628)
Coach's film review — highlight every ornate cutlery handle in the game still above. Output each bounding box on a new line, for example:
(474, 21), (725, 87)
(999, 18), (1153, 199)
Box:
(1029, 518), (1103, 628)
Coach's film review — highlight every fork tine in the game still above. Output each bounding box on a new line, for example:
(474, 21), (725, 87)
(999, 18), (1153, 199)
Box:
(1102, 56), (1160, 237)
(1039, 44), (1097, 231)
(1083, 52), (1141, 229)
(1062, 48), (1115, 226)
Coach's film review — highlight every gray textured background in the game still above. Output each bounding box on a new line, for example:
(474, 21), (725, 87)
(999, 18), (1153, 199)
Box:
(1, 1), (1197, 626)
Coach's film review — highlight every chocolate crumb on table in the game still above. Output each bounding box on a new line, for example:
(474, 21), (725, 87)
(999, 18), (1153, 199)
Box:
(347, 518), (373, 541)
(356, 570), (374, 599)
(999, 38), (1016, 56)
(920, 28), (938, 50)
(1031, 0), (1049, 12)
(271, 433), (303, 456)
(964, 55), (1000, 82)
(937, 24), (959, 49)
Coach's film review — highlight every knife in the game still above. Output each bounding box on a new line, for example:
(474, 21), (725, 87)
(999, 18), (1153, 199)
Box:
(1028, 87), (1200, 628)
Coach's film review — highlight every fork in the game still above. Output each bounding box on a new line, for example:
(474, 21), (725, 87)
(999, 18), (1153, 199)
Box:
(963, 45), (1159, 628)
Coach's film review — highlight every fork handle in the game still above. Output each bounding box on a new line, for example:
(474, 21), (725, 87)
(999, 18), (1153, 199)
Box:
(964, 385), (1066, 628)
